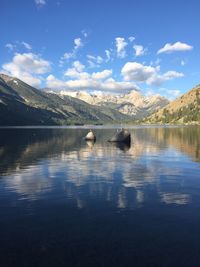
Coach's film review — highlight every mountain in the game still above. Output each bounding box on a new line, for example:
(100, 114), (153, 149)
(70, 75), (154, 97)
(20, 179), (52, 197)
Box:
(48, 89), (169, 119)
(143, 84), (200, 124)
(0, 74), (131, 125)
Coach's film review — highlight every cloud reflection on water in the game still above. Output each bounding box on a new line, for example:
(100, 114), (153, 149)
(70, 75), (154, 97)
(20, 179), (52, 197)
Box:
(0, 127), (200, 208)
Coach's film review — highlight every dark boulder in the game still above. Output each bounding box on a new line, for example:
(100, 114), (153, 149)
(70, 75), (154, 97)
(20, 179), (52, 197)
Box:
(108, 129), (131, 144)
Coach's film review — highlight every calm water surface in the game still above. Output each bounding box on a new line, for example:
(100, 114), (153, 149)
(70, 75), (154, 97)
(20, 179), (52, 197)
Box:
(0, 126), (200, 267)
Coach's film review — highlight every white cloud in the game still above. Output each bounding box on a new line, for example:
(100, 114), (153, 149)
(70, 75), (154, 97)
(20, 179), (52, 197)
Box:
(35, 0), (46, 6)
(181, 60), (185, 66)
(87, 55), (103, 64)
(115, 37), (128, 58)
(46, 74), (138, 93)
(91, 70), (112, 80)
(74, 38), (83, 50)
(21, 42), (32, 50)
(122, 62), (157, 82)
(145, 89), (159, 97)
(154, 58), (161, 66)
(128, 36), (135, 42)
(64, 68), (89, 80)
(2, 53), (51, 86)
(133, 45), (146, 57)
(162, 71), (184, 80)
(157, 42), (193, 54)
(64, 61), (112, 81)
(64, 61), (89, 80)
(105, 49), (111, 62)
(147, 71), (184, 86)
(8, 53), (50, 74)
(169, 89), (181, 98)
(87, 60), (97, 68)
(5, 43), (15, 51)
(87, 55), (104, 68)
(62, 52), (73, 60)
(60, 37), (84, 64)
(5, 41), (32, 52)
(145, 87), (181, 100)
(150, 58), (161, 67)
(72, 60), (85, 72)
(159, 88), (181, 100)
(121, 61), (184, 86)
(81, 29), (89, 38)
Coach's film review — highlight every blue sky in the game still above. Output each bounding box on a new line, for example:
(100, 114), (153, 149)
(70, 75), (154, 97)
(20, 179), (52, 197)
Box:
(1, 0), (200, 99)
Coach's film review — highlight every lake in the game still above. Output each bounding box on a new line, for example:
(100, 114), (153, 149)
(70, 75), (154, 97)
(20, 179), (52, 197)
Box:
(0, 126), (200, 267)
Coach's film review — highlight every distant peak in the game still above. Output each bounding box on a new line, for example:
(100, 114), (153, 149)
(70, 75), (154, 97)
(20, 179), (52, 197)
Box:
(0, 73), (15, 83)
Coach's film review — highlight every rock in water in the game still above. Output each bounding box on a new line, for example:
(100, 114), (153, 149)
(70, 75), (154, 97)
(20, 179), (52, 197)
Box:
(108, 129), (131, 144)
(86, 140), (95, 148)
(114, 142), (131, 151)
(85, 130), (96, 141)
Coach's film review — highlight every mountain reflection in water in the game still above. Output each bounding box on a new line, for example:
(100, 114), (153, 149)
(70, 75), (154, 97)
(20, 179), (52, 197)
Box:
(0, 127), (199, 206)
(0, 126), (200, 267)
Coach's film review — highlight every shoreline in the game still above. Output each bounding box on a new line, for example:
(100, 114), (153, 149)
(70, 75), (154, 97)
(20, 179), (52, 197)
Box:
(0, 124), (199, 129)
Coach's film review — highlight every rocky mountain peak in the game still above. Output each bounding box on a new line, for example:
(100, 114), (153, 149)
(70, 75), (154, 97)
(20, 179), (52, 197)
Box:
(0, 73), (15, 83)
(46, 88), (169, 118)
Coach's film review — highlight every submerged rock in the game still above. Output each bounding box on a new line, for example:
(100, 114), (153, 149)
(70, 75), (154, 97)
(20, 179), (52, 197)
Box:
(108, 128), (131, 144)
(113, 142), (131, 151)
(85, 130), (96, 141)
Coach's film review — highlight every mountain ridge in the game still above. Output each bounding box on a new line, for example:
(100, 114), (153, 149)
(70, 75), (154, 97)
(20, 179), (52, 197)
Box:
(46, 88), (169, 119)
(143, 84), (200, 124)
(3, 73), (197, 126)
(0, 74), (131, 125)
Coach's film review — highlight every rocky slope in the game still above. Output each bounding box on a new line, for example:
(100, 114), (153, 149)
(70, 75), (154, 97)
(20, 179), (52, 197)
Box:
(49, 89), (169, 119)
(0, 74), (131, 125)
(143, 84), (200, 124)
